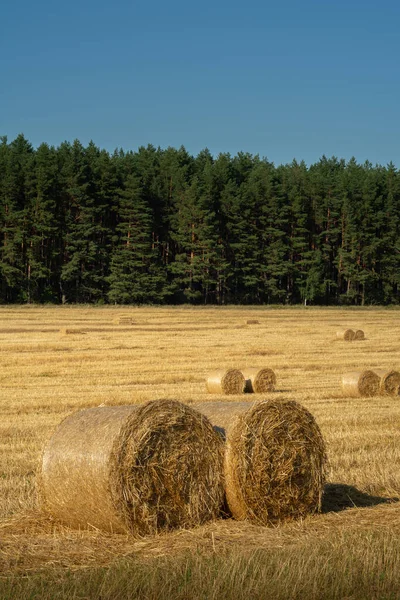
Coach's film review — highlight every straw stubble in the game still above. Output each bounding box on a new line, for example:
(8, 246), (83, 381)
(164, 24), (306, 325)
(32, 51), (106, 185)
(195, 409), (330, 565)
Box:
(39, 400), (225, 536)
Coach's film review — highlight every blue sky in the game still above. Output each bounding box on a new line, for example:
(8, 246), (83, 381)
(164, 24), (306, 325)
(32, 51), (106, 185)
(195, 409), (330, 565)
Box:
(2, 0), (400, 165)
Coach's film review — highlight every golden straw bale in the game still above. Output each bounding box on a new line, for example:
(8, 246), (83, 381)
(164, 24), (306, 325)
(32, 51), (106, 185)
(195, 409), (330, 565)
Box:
(374, 369), (400, 396)
(39, 400), (224, 536)
(195, 400), (327, 525)
(242, 368), (276, 393)
(246, 319), (260, 325)
(336, 329), (355, 341)
(342, 370), (380, 397)
(354, 329), (365, 340)
(206, 369), (245, 394)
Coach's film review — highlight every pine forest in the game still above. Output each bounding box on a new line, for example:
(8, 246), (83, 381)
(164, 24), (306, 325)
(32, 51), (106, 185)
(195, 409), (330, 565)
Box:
(0, 134), (399, 305)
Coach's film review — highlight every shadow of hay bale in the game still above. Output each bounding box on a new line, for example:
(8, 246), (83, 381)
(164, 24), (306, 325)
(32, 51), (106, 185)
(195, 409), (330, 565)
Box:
(321, 483), (399, 513)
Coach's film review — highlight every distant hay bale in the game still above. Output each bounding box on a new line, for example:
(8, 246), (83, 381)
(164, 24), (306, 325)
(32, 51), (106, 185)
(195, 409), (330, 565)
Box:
(374, 369), (400, 396)
(342, 370), (380, 397)
(246, 319), (260, 325)
(336, 329), (355, 341)
(59, 327), (86, 335)
(113, 316), (135, 325)
(206, 369), (245, 394)
(242, 368), (276, 393)
(39, 400), (224, 536)
(354, 329), (365, 340)
(196, 400), (327, 525)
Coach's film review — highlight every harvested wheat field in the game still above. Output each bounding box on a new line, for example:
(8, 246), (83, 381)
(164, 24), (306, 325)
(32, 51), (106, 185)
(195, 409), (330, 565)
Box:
(1, 305), (400, 599)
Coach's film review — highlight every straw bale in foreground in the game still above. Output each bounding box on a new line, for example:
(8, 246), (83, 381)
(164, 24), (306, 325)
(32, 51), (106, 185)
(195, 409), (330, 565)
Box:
(354, 329), (365, 340)
(196, 400), (327, 525)
(342, 371), (380, 397)
(206, 369), (245, 394)
(242, 367), (276, 393)
(39, 400), (224, 536)
(336, 329), (355, 341)
(374, 369), (400, 396)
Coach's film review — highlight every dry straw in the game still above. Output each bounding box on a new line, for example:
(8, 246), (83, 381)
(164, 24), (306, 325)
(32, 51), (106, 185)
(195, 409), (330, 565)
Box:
(336, 329), (355, 341)
(112, 316), (135, 325)
(374, 369), (400, 396)
(196, 400), (327, 525)
(342, 370), (380, 397)
(354, 329), (365, 340)
(206, 369), (245, 394)
(39, 400), (224, 536)
(242, 368), (276, 393)
(59, 327), (86, 335)
(246, 319), (260, 325)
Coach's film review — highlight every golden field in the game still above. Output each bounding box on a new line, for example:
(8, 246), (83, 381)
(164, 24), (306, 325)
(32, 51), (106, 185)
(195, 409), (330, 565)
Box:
(1, 305), (400, 598)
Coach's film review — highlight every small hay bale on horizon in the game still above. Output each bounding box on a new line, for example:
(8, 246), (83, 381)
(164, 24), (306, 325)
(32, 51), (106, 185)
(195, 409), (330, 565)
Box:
(336, 329), (355, 341)
(113, 316), (135, 325)
(196, 400), (327, 525)
(242, 367), (276, 393)
(206, 369), (245, 394)
(59, 327), (86, 336)
(342, 370), (380, 397)
(374, 369), (400, 396)
(39, 400), (224, 536)
(246, 319), (260, 325)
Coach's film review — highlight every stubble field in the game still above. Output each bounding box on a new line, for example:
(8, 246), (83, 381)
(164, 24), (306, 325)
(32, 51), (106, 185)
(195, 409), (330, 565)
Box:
(1, 305), (400, 599)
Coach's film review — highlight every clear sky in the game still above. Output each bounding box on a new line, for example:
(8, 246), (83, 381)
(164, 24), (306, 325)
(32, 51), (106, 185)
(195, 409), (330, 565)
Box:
(2, 0), (400, 166)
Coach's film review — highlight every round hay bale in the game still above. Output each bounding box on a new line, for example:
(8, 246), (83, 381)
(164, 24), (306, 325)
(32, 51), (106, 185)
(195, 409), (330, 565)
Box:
(354, 329), (365, 340)
(342, 371), (380, 397)
(374, 369), (400, 396)
(206, 369), (245, 394)
(336, 329), (355, 341)
(195, 400), (327, 525)
(246, 319), (260, 325)
(242, 368), (276, 393)
(39, 400), (224, 535)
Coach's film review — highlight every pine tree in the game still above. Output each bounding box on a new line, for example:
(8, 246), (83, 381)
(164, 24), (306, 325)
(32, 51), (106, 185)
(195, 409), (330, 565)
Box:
(107, 166), (168, 304)
(60, 141), (112, 303)
(0, 134), (34, 302)
(26, 143), (61, 302)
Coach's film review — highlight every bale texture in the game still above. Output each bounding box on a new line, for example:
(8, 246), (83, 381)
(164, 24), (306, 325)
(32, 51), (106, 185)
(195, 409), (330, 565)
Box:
(206, 369), (245, 394)
(242, 367), (276, 393)
(39, 400), (224, 535)
(336, 329), (355, 341)
(374, 369), (400, 396)
(354, 329), (365, 340)
(342, 371), (380, 397)
(196, 400), (327, 525)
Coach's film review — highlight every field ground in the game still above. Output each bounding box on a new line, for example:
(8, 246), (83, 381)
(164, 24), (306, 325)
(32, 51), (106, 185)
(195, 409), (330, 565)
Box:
(1, 305), (400, 599)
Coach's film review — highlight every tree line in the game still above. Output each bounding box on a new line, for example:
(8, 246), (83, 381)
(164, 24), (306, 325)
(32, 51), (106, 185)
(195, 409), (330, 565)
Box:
(0, 134), (399, 305)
